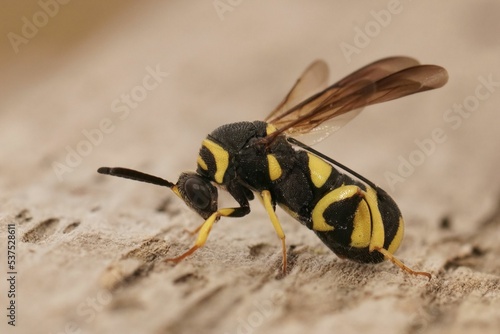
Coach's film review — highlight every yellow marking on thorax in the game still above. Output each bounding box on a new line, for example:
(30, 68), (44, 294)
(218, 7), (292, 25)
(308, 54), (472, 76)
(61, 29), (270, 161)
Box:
(197, 155), (208, 170)
(266, 123), (277, 135)
(350, 199), (372, 248)
(307, 153), (332, 188)
(312, 186), (360, 232)
(202, 139), (229, 184)
(387, 217), (404, 254)
(267, 154), (282, 181)
(364, 186), (385, 251)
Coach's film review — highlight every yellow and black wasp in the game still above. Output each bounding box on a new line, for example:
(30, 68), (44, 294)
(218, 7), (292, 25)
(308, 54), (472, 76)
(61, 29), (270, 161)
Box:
(98, 56), (448, 279)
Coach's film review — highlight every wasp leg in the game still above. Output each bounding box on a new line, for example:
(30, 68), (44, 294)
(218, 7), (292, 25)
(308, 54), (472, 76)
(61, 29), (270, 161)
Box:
(184, 203), (250, 236)
(165, 207), (250, 264)
(375, 247), (431, 280)
(260, 190), (287, 275)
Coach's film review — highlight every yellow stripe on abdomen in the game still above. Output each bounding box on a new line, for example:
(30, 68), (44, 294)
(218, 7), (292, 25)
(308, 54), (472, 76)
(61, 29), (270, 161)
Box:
(307, 153), (332, 188)
(312, 186), (361, 232)
(364, 186), (385, 252)
(350, 198), (372, 248)
(387, 217), (404, 254)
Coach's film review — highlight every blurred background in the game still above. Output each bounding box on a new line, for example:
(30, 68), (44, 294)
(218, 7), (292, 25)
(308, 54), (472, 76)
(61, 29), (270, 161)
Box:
(1, 1), (499, 333)
(2, 1), (498, 225)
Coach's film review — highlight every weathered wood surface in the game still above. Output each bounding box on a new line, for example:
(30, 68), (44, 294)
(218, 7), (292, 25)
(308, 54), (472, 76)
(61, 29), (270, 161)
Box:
(1, 2), (499, 333)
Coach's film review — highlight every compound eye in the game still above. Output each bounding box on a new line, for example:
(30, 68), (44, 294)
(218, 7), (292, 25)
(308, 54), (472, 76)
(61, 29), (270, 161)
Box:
(183, 176), (213, 210)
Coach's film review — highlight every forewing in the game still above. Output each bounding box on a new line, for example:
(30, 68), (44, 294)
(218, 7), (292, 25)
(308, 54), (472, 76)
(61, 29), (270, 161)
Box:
(265, 60), (329, 122)
(267, 57), (448, 138)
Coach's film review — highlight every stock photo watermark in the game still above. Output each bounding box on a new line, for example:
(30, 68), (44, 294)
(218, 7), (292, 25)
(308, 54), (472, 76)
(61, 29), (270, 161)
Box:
(4, 222), (112, 332)
(51, 64), (169, 181)
(50, 288), (113, 334)
(224, 289), (284, 334)
(213, 0), (244, 21)
(339, 0), (406, 64)
(384, 74), (499, 191)
(5, 223), (17, 327)
(7, 0), (73, 54)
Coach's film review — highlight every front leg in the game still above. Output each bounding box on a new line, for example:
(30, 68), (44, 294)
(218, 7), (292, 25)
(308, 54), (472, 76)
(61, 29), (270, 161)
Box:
(165, 206), (250, 263)
(166, 181), (251, 264)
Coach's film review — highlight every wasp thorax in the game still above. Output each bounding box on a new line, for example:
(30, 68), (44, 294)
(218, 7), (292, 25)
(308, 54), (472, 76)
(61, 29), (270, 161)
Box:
(176, 172), (218, 219)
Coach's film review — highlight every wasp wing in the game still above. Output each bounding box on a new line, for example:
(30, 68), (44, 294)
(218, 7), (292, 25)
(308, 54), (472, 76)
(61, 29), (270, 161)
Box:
(266, 57), (420, 127)
(266, 60), (329, 122)
(266, 57), (448, 139)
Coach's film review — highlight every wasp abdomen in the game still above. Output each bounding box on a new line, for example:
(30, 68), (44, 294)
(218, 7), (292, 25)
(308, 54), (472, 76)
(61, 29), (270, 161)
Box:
(263, 140), (405, 264)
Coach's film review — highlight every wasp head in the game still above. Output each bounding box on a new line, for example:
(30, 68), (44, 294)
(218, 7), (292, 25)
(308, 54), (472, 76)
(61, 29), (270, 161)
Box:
(97, 167), (218, 219)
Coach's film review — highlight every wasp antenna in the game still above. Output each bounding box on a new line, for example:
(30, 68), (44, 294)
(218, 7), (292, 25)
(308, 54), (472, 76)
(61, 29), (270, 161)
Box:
(97, 167), (175, 188)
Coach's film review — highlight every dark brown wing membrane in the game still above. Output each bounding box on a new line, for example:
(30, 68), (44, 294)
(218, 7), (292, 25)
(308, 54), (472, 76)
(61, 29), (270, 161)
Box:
(266, 57), (420, 127)
(266, 60), (329, 122)
(266, 57), (448, 138)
